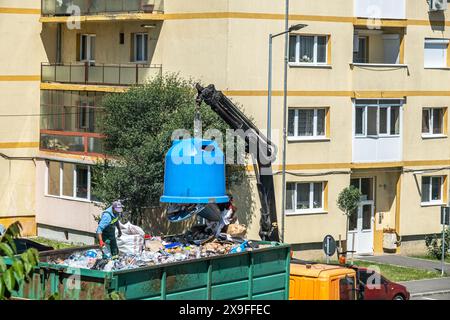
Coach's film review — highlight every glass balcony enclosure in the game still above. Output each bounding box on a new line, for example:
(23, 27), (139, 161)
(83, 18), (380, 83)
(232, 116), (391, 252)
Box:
(41, 63), (162, 86)
(42, 0), (164, 16)
(40, 90), (105, 155)
(352, 99), (403, 163)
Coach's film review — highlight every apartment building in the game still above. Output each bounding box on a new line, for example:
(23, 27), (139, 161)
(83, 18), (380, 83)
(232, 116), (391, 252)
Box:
(1, 0), (449, 257)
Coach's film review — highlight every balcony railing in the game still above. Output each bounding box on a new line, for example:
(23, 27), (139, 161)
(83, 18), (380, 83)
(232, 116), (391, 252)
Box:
(40, 130), (105, 156)
(41, 63), (162, 86)
(42, 0), (164, 16)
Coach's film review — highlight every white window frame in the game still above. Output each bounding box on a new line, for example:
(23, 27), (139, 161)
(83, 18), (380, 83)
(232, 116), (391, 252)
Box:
(350, 177), (375, 201)
(421, 176), (444, 206)
(289, 35), (328, 66)
(422, 107), (446, 138)
(134, 33), (148, 63)
(424, 38), (449, 69)
(285, 182), (325, 215)
(45, 161), (95, 203)
(80, 34), (96, 63)
(288, 108), (327, 141)
(354, 101), (402, 138)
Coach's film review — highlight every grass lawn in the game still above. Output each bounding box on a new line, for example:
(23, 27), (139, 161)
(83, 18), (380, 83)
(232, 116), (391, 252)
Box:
(28, 237), (80, 250)
(410, 254), (450, 264)
(313, 259), (441, 282)
(351, 260), (442, 282)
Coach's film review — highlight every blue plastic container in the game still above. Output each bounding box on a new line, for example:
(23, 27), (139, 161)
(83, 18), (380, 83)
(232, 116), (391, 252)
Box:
(160, 139), (229, 204)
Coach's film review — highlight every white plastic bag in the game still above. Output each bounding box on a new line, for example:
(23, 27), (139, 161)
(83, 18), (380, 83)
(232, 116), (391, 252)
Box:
(118, 222), (145, 236)
(117, 234), (144, 255)
(116, 222), (144, 255)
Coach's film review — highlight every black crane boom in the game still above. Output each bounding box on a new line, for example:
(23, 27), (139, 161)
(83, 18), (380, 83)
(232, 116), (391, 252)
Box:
(196, 83), (280, 242)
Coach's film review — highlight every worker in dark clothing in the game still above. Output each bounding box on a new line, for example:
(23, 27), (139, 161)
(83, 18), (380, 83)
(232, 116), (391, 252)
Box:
(218, 195), (238, 234)
(97, 200), (123, 259)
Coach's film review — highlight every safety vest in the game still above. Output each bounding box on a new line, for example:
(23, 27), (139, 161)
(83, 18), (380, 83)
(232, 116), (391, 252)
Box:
(103, 207), (119, 225)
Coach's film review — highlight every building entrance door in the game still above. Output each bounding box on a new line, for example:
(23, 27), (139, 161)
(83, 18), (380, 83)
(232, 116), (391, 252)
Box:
(348, 177), (375, 255)
(347, 201), (375, 255)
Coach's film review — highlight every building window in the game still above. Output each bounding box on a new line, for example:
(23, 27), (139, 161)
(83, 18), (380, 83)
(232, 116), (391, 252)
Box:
(421, 176), (444, 205)
(424, 39), (449, 69)
(289, 35), (328, 65)
(353, 36), (368, 63)
(422, 108), (446, 136)
(80, 34), (96, 62)
(46, 161), (96, 202)
(134, 33), (148, 62)
(350, 178), (374, 201)
(286, 182), (325, 214)
(40, 90), (103, 133)
(47, 161), (61, 196)
(355, 100), (401, 137)
(288, 108), (327, 139)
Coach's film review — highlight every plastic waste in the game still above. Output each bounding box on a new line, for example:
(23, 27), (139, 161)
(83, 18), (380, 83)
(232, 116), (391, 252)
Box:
(102, 240), (112, 259)
(230, 241), (249, 254)
(164, 242), (181, 249)
(103, 260), (115, 272)
(85, 250), (98, 258)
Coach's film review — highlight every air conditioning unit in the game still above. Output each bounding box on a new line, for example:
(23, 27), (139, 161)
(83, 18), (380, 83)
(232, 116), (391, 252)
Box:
(429, 0), (447, 12)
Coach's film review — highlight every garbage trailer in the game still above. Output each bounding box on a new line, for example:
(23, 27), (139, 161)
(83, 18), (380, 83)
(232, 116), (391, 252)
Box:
(4, 241), (291, 300)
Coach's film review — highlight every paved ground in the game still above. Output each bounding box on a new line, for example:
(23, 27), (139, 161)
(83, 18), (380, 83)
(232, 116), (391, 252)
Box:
(356, 254), (450, 274)
(399, 277), (450, 297)
(412, 292), (450, 300)
(356, 255), (450, 299)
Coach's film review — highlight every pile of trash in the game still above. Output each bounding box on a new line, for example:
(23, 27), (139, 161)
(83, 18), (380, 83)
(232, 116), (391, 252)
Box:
(49, 238), (265, 272)
(48, 221), (271, 272)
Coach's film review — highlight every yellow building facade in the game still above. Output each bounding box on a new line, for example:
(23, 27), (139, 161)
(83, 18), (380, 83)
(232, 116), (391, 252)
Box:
(1, 0), (449, 256)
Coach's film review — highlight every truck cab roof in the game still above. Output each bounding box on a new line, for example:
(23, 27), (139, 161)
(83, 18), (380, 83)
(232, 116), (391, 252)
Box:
(290, 262), (356, 279)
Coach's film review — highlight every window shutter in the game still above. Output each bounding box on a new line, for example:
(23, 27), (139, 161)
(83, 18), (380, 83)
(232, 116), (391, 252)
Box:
(76, 34), (81, 61)
(130, 33), (135, 62)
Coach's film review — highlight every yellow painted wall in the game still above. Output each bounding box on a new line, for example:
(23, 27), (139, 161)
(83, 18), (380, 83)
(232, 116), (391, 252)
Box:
(0, 216), (36, 237)
(0, 1), (44, 235)
(276, 171), (350, 244)
(400, 167), (450, 236)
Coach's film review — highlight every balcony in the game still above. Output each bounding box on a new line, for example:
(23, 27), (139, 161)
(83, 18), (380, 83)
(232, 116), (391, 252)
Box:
(41, 0), (164, 16)
(351, 28), (408, 91)
(354, 0), (405, 20)
(352, 100), (403, 163)
(41, 63), (162, 86)
(40, 90), (105, 156)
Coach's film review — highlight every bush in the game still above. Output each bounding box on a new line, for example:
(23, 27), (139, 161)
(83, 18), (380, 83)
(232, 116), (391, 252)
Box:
(0, 222), (39, 300)
(425, 228), (450, 260)
(91, 74), (236, 224)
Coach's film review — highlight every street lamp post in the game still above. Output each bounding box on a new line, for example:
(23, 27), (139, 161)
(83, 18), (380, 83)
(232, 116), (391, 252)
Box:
(267, 2), (307, 243)
(267, 23), (307, 142)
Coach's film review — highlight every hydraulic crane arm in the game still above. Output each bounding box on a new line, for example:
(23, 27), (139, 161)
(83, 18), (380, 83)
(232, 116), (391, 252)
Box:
(196, 83), (280, 242)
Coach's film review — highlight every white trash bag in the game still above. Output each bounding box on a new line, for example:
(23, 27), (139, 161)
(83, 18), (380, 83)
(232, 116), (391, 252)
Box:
(116, 222), (145, 255)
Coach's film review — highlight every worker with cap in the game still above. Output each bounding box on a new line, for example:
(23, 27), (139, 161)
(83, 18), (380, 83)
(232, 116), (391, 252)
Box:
(97, 200), (123, 259)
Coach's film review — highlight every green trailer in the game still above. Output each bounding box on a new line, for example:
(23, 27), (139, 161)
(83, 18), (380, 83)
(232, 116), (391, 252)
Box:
(5, 241), (291, 300)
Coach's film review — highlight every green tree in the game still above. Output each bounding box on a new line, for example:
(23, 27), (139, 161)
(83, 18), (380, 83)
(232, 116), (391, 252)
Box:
(337, 186), (362, 250)
(91, 74), (234, 225)
(0, 222), (39, 300)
